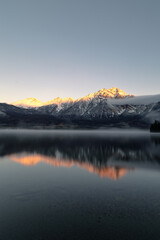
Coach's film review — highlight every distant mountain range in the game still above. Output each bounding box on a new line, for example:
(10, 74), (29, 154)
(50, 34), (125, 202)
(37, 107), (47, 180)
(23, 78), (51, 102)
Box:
(11, 87), (132, 108)
(0, 87), (160, 128)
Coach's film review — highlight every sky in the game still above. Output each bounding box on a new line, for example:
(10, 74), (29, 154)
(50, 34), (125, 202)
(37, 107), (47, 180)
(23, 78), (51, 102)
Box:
(0, 0), (160, 103)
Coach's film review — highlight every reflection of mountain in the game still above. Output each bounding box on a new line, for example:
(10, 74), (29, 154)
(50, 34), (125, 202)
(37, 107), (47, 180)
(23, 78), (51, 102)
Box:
(10, 154), (74, 167)
(0, 130), (160, 178)
(9, 153), (130, 179)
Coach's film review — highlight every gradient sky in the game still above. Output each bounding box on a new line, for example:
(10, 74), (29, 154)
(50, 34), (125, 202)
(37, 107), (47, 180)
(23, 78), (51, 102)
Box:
(0, 0), (160, 103)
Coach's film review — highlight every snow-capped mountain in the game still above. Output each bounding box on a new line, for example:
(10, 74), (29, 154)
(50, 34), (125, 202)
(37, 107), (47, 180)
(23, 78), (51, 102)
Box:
(1, 87), (160, 128)
(77, 87), (133, 102)
(12, 97), (74, 108)
(36, 88), (160, 125)
(12, 98), (44, 108)
(44, 97), (74, 105)
(11, 87), (132, 109)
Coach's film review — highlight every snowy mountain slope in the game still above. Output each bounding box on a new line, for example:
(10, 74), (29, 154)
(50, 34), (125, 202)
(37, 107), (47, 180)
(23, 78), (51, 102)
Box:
(77, 87), (133, 102)
(37, 101), (75, 116)
(1, 87), (160, 128)
(56, 98), (123, 119)
(36, 89), (160, 122)
(44, 97), (74, 106)
(0, 103), (64, 127)
(36, 87), (134, 117)
(12, 97), (74, 108)
(11, 87), (132, 109)
(12, 98), (44, 108)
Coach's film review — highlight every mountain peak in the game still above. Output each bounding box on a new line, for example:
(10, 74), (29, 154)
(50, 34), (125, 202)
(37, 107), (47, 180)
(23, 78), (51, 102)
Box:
(12, 96), (75, 108)
(76, 87), (133, 102)
(12, 98), (43, 108)
(108, 87), (127, 98)
(12, 87), (133, 108)
(44, 97), (75, 105)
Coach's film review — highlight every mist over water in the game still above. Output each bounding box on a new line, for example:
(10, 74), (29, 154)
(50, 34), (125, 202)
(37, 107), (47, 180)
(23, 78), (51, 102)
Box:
(0, 129), (160, 240)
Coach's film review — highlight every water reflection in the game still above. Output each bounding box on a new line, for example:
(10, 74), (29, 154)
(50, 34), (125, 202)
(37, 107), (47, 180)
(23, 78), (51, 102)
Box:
(9, 153), (132, 179)
(0, 130), (160, 240)
(0, 130), (159, 180)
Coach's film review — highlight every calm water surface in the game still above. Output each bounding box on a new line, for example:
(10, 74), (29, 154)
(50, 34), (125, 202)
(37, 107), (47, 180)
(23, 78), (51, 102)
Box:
(0, 129), (160, 240)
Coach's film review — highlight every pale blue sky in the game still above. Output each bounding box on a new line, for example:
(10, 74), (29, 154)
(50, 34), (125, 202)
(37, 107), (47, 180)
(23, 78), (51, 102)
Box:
(0, 0), (160, 103)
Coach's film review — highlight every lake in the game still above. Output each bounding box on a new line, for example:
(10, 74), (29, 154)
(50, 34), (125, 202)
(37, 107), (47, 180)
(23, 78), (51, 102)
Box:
(0, 129), (160, 240)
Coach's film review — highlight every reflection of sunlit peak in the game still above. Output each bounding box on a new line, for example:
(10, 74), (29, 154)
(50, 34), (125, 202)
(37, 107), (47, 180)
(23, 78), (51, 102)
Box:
(76, 162), (129, 180)
(9, 153), (133, 180)
(9, 154), (74, 167)
(10, 154), (43, 165)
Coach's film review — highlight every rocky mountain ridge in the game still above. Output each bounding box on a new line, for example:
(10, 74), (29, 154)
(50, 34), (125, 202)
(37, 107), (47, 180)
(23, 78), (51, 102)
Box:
(11, 87), (133, 108)
(0, 87), (159, 128)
